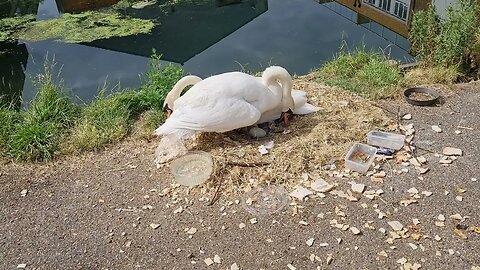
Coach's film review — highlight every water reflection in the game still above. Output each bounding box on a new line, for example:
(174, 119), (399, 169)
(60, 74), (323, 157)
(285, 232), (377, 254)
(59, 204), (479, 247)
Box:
(1, 0), (417, 106)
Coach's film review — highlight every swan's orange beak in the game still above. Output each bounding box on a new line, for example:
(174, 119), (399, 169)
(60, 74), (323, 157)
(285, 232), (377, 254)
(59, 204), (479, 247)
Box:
(282, 109), (294, 125)
(283, 112), (290, 125)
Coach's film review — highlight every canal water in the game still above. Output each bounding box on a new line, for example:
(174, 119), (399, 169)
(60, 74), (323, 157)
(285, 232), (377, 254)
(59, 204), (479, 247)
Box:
(0, 0), (414, 106)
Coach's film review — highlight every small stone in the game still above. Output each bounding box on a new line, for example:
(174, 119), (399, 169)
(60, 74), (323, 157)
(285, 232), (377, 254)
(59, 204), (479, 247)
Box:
(230, 263), (239, 270)
(408, 243), (418, 250)
(454, 130), (462, 134)
(378, 250), (388, 257)
(397, 257), (407, 264)
(412, 218), (420, 225)
(351, 182), (366, 194)
(388, 221), (404, 231)
(435, 221), (445, 227)
(249, 218), (257, 224)
(434, 235), (442, 241)
(319, 242), (329, 247)
(299, 220), (309, 226)
(407, 187), (419, 194)
(432, 125), (442, 133)
(450, 214), (463, 220)
(350, 226), (361, 235)
(437, 214), (446, 221)
(326, 254), (333, 265)
(17, 264), (27, 269)
(443, 147), (462, 156)
(289, 186), (313, 200)
(287, 263), (296, 270)
(306, 238), (315, 247)
(20, 189), (28, 197)
(439, 159), (453, 164)
(421, 191), (433, 197)
(213, 255), (221, 264)
(187, 227), (197, 235)
(448, 249), (454, 255)
(402, 114), (412, 120)
(249, 127), (267, 138)
(416, 167), (429, 174)
(472, 178), (477, 182)
(456, 196), (463, 201)
(150, 223), (161, 230)
(310, 179), (334, 192)
(373, 171), (386, 178)
(239, 223), (246, 229)
(204, 258), (214, 266)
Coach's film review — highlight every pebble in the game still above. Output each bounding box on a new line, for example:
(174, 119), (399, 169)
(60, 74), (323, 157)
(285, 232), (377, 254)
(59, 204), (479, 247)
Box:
(402, 114), (412, 120)
(150, 223), (161, 230)
(231, 263), (239, 270)
(187, 227), (197, 235)
(204, 258), (214, 266)
(437, 214), (445, 221)
(388, 221), (404, 231)
(20, 189), (28, 197)
(434, 235), (442, 241)
(455, 196), (463, 202)
(306, 238), (315, 247)
(351, 182), (365, 194)
(287, 263), (296, 270)
(213, 255), (221, 264)
(432, 125), (442, 133)
(239, 223), (246, 229)
(17, 264), (27, 269)
(350, 226), (361, 235)
(454, 130), (462, 134)
(443, 147), (463, 156)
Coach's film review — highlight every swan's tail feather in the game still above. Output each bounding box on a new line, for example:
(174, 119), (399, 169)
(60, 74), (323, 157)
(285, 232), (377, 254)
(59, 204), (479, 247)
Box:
(293, 102), (320, 115)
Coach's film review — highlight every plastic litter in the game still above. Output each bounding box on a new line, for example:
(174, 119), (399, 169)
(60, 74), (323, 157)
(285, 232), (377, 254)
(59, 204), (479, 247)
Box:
(169, 151), (213, 187)
(242, 185), (289, 215)
(154, 135), (188, 164)
(367, 130), (405, 150)
(344, 143), (377, 174)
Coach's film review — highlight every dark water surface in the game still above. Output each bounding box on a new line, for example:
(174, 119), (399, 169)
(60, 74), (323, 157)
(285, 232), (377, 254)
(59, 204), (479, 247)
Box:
(0, 0), (413, 106)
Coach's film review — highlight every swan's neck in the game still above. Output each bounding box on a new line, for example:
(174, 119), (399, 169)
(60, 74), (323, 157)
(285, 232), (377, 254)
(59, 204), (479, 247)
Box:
(262, 66), (294, 111)
(164, 75), (202, 109)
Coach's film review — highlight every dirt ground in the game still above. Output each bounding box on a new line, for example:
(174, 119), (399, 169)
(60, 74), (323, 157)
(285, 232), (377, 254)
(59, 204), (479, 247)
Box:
(1, 81), (479, 270)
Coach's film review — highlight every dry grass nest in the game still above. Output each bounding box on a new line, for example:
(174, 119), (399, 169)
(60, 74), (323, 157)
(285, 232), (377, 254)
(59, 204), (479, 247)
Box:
(184, 77), (395, 198)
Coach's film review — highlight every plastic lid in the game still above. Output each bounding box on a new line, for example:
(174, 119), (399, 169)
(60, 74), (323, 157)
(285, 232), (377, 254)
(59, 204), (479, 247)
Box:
(170, 151), (213, 187)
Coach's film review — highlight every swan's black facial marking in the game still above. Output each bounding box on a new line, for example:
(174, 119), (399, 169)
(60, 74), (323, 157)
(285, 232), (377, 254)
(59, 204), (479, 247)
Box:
(163, 104), (173, 118)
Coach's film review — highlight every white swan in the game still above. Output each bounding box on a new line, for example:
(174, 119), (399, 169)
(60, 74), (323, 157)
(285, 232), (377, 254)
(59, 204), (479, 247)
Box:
(162, 73), (319, 125)
(155, 66), (294, 139)
(162, 75), (203, 118)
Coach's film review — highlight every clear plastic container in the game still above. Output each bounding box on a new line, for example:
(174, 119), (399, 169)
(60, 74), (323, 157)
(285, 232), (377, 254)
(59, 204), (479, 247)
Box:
(170, 151), (213, 187)
(242, 185), (289, 216)
(344, 143), (377, 174)
(367, 130), (405, 150)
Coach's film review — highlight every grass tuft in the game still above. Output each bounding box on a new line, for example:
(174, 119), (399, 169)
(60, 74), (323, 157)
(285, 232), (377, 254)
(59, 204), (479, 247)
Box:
(315, 49), (402, 99)
(132, 109), (165, 140)
(68, 94), (130, 152)
(6, 62), (77, 161)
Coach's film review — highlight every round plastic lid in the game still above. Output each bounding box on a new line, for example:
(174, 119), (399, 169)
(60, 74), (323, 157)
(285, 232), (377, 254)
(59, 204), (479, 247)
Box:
(242, 185), (290, 215)
(170, 151), (213, 187)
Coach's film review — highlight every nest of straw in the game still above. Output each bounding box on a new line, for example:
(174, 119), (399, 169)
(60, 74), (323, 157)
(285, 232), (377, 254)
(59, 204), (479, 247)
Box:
(182, 77), (394, 198)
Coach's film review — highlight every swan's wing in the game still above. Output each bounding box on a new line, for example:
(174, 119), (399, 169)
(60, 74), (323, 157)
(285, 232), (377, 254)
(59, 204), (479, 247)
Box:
(157, 97), (261, 134)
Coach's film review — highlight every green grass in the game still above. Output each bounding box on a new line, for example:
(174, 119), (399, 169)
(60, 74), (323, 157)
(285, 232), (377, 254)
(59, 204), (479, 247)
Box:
(68, 94), (131, 152)
(315, 49), (402, 99)
(132, 109), (165, 140)
(5, 63), (78, 161)
(0, 108), (22, 155)
(410, 0), (479, 68)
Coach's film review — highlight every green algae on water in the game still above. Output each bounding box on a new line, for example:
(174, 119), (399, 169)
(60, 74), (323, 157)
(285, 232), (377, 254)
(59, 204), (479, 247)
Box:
(19, 11), (155, 43)
(0, 15), (35, 42)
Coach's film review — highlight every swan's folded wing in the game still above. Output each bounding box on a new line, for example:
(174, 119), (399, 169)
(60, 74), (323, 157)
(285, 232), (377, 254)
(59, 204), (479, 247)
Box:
(157, 98), (262, 134)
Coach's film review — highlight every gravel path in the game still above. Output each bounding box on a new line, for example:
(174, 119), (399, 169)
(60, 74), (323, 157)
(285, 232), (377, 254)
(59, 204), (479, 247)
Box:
(1, 83), (479, 270)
